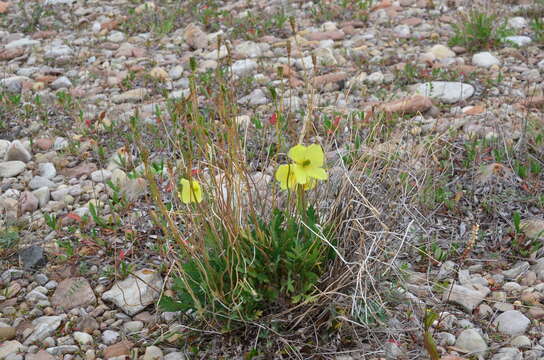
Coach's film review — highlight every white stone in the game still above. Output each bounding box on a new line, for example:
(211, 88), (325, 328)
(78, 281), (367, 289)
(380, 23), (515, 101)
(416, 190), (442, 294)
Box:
(493, 310), (530, 336)
(491, 347), (522, 360)
(0, 161), (26, 178)
(32, 187), (50, 208)
(429, 44), (455, 59)
(393, 24), (410, 38)
(102, 269), (163, 315)
(444, 283), (490, 312)
(455, 328), (487, 355)
(39, 163), (57, 179)
(50, 76), (72, 90)
(101, 330), (119, 345)
(504, 36), (532, 47)
(0, 76), (30, 93)
(24, 316), (65, 345)
(73, 331), (93, 345)
(508, 17), (527, 29)
(0, 140), (10, 159)
(5, 38), (40, 49)
(90, 169), (112, 182)
(415, 81), (474, 104)
(143, 346), (163, 360)
(0, 341), (24, 359)
(44, 45), (73, 58)
(231, 59), (258, 76)
(472, 52), (500, 68)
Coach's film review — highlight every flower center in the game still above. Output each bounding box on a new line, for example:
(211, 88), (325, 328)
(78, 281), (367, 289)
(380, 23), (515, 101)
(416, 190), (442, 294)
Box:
(302, 159), (311, 167)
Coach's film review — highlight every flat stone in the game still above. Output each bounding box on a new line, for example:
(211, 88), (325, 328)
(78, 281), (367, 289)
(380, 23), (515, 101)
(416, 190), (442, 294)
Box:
(491, 347), (522, 360)
(24, 315), (64, 345)
(45, 345), (80, 355)
(0, 341), (24, 359)
(444, 283), (490, 313)
(0, 161), (25, 177)
(102, 330), (120, 345)
(19, 245), (47, 269)
(90, 169), (112, 182)
(429, 44), (455, 59)
(0, 76), (30, 93)
(143, 345), (163, 360)
(414, 81), (474, 104)
(39, 163), (56, 179)
(29, 176), (57, 189)
(102, 269), (163, 315)
(504, 36), (532, 47)
(455, 328), (487, 355)
(503, 262), (529, 280)
(25, 350), (56, 360)
(51, 277), (96, 310)
(5, 38), (40, 49)
(493, 310), (530, 336)
(112, 88), (148, 103)
(472, 52), (500, 68)
(102, 340), (133, 359)
(60, 162), (97, 178)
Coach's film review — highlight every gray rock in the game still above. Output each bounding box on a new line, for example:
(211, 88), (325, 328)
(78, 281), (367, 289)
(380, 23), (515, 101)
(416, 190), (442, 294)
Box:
(472, 52), (500, 68)
(510, 335), (531, 348)
(504, 36), (532, 47)
(169, 65), (184, 80)
(101, 330), (120, 345)
(231, 59), (258, 76)
(491, 347), (522, 360)
(102, 269), (163, 315)
(123, 321), (144, 333)
(143, 346), (163, 360)
(414, 81), (474, 103)
(45, 345), (79, 355)
(50, 76), (72, 90)
(53, 137), (68, 150)
(503, 262), (529, 280)
(19, 245), (47, 269)
(384, 341), (403, 359)
(508, 17), (527, 29)
(238, 88), (268, 106)
(164, 353), (187, 360)
(0, 341), (24, 359)
(235, 41), (268, 58)
(0, 140), (10, 158)
(493, 310), (530, 335)
(44, 45), (73, 58)
(444, 283), (490, 313)
(5, 38), (40, 49)
(24, 315), (64, 345)
(0, 161), (25, 177)
(0, 76), (30, 93)
(5, 140), (32, 162)
(393, 24), (410, 38)
(29, 176), (57, 190)
(455, 328), (487, 355)
(90, 169), (112, 182)
(33, 186), (51, 207)
(73, 331), (93, 345)
(39, 163), (57, 179)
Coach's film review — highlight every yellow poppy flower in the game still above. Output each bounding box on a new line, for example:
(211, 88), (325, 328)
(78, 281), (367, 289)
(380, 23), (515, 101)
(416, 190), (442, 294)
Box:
(275, 164), (297, 190)
(179, 178), (203, 204)
(275, 164), (317, 191)
(287, 144), (328, 185)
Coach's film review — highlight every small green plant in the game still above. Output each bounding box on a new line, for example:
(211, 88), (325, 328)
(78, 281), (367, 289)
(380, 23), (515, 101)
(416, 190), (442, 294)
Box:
(0, 228), (19, 250)
(530, 17), (544, 43)
(423, 309), (440, 360)
(449, 10), (514, 51)
(44, 213), (59, 231)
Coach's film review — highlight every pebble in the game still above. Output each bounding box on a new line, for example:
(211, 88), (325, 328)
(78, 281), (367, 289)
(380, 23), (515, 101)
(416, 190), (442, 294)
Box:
(414, 81), (474, 103)
(0, 161), (26, 177)
(493, 310), (530, 336)
(472, 52), (500, 68)
(101, 330), (120, 345)
(455, 328), (488, 355)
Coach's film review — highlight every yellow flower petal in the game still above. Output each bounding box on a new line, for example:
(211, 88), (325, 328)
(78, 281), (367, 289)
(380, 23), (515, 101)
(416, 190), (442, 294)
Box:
(291, 164), (308, 184)
(179, 178), (203, 204)
(275, 164), (297, 190)
(306, 167), (328, 180)
(288, 144), (307, 164)
(306, 144), (324, 167)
